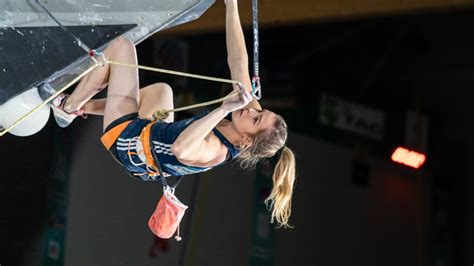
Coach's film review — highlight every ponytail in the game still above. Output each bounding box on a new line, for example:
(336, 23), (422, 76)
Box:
(264, 146), (296, 229)
(235, 114), (296, 228)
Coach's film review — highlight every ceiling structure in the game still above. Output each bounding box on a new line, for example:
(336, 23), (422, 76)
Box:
(162, 0), (474, 34)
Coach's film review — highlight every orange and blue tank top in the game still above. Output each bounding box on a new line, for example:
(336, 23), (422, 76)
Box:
(113, 111), (239, 180)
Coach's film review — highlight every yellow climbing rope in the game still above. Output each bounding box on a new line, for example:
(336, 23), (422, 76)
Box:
(106, 60), (241, 120)
(107, 60), (238, 85)
(152, 92), (239, 120)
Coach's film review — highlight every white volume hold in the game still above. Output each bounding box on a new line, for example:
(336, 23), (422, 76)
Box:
(0, 87), (50, 137)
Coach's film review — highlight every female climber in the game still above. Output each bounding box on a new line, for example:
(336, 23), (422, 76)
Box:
(49, 0), (296, 228)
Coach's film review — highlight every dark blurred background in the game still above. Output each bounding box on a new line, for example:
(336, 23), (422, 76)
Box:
(2, 1), (474, 265)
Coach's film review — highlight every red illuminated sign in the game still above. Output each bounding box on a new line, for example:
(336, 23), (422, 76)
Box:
(391, 147), (426, 169)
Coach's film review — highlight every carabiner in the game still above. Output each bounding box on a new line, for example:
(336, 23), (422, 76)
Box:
(251, 76), (262, 100)
(89, 49), (107, 67)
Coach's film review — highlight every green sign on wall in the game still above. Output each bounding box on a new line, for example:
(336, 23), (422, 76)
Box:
(250, 161), (275, 266)
(41, 128), (72, 266)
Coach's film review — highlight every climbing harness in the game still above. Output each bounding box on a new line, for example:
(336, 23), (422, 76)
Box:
(99, 117), (186, 241)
